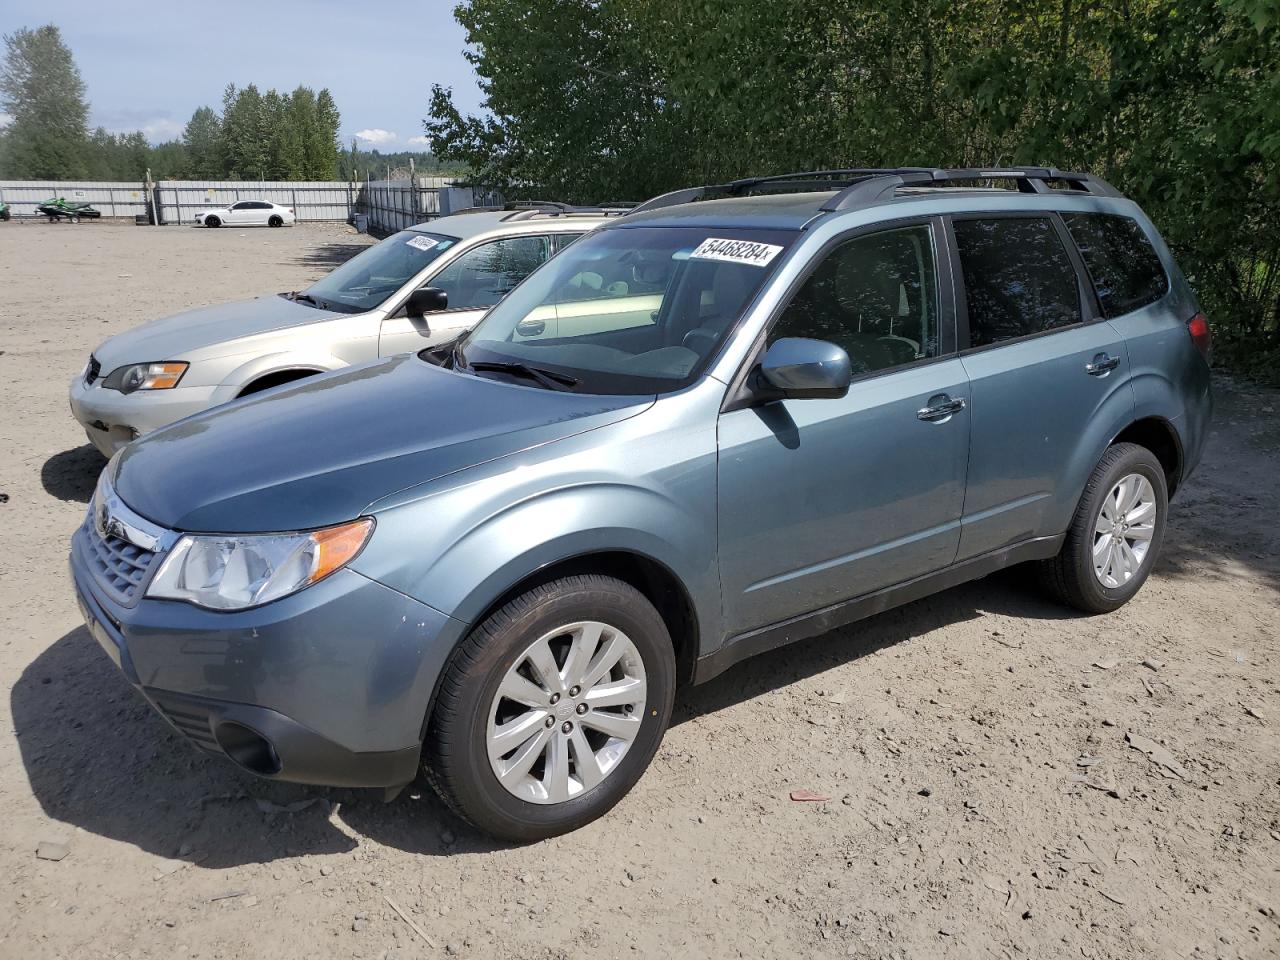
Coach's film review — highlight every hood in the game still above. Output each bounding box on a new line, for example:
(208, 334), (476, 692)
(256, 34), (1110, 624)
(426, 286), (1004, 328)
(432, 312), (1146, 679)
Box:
(93, 295), (343, 370)
(114, 355), (652, 532)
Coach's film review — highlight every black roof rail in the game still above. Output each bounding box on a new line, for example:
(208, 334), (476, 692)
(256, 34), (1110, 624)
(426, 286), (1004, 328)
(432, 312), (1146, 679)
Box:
(821, 167), (1121, 209)
(630, 166), (1121, 216)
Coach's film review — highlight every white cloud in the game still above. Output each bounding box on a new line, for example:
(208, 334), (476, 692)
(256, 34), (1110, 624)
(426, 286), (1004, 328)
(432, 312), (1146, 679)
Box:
(140, 118), (184, 142)
(0, 112), (12, 129)
(354, 128), (398, 146)
(407, 135), (430, 146)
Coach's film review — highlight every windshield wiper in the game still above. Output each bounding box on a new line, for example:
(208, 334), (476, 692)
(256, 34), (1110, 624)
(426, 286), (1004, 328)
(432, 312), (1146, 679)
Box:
(468, 360), (580, 391)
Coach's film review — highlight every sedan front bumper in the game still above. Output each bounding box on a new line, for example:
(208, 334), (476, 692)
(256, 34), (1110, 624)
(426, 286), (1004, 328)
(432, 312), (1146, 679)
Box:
(68, 373), (220, 456)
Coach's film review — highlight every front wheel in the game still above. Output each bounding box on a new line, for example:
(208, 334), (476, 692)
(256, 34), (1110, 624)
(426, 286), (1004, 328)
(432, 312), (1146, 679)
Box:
(424, 575), (675, 842)
(1040, 442), (1168, 614)
(205, 215), (221, 228)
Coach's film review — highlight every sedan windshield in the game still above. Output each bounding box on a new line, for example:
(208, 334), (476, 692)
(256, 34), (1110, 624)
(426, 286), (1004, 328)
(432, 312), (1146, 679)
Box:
(456, 226), (795, 394)
(304, 230), (457, 313)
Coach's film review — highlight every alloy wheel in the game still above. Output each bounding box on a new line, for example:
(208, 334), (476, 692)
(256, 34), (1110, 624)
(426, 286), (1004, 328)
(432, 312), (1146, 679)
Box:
(1092, 473), (1157, 588)
(486, 620), (647, 804)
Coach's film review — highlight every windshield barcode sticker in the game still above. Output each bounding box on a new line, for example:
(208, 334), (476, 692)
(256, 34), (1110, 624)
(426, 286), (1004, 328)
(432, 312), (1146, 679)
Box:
(405, 235), (438, 251)
(690, 237), (783, 267)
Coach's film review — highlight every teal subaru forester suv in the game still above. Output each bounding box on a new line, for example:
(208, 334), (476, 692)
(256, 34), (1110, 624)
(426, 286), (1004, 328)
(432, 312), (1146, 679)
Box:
(72, 168), (1212, 841)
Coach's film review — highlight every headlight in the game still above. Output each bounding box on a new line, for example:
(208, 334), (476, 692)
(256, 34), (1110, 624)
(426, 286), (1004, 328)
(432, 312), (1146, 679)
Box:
(102, 361), (189, 393)
(146, 518), (374, 610)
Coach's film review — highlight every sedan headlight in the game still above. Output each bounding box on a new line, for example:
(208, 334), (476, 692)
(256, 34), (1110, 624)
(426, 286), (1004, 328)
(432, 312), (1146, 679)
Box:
(103, 361), (189, 393)
(146, 518), (374, 610)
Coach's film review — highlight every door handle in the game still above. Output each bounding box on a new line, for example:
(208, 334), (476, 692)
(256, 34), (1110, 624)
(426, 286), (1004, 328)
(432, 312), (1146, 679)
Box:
(917, 395), (966, 422)
(1086, 353), (1120, 376)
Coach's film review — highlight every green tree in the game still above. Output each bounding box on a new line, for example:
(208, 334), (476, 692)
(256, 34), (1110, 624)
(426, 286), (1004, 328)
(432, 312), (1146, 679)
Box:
(429, 0), (1280, 379)
(280, 87), (317, 179)
(311, 88), (341, 179)
(220, 83), (269, 179)
(182, 105), (222, 178)
(0, 24), (89, 178)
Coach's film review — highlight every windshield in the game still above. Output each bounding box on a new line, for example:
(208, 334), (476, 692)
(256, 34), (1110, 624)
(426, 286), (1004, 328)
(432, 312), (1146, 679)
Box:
(304, 230), (457, 313)
(455, 225), (795, 394)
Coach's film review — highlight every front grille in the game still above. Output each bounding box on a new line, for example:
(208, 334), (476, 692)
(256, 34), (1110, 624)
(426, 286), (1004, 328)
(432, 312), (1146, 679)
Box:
(83, 515), (159, 605)
(151, 695), (222, 753)
(85, 355), (101, 384)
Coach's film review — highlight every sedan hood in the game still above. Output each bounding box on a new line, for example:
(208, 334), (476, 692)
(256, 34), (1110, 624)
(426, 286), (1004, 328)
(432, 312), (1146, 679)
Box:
(114, 355), (652, 532)
(93, 295), (342, 370)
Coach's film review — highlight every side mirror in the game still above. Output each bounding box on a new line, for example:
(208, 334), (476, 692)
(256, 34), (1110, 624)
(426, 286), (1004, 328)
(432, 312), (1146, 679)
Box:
(758, 337), (852, 400)
(405, 286), (448, 317)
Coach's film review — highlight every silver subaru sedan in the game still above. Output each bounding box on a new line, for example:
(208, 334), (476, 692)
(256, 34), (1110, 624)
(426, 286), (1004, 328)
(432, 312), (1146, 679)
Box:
(69, 208), (613, 455)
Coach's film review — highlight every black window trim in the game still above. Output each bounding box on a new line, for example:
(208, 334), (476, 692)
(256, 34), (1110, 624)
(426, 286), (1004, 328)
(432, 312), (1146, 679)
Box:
(723, 214), (959, 412)
(389, 233), (554, 318)
(947, 210), (1105, 357)
(1059, 210), (1173, 320)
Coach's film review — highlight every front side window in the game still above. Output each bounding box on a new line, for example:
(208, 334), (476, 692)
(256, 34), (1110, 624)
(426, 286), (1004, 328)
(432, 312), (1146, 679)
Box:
(302, 230), (458, 313)
(1062, 212), (1169, 317)
(428, 235), (551, 311)
(456, 226), (796, 394)
(771, 223), (941, 375)
(953, 217), (1083, 348)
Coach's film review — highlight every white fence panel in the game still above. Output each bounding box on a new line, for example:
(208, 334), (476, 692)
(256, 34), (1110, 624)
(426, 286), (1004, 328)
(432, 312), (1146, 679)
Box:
(0, 180), (150, 218)
(0, 177), (500, 230)
(156, 180), (354, 224)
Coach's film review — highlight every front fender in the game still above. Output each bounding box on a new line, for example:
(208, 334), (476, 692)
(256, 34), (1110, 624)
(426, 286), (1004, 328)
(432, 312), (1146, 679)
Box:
(350, 410), (723, 655)
(212, 351), (348, 403)
(359, 481), (719, 638)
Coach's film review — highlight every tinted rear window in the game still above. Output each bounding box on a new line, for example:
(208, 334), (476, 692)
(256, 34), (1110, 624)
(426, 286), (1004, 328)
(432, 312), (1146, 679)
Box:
(953, 217), (1083, 348)
(1062, 213), (1169, 317)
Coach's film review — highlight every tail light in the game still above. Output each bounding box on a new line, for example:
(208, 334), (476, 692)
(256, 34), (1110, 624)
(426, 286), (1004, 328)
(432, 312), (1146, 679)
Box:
(1187, 312), (1212, 362)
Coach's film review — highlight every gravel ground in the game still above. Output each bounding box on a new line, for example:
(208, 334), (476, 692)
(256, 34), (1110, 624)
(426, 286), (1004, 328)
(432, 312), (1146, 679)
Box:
(1, 221), (1278, 960)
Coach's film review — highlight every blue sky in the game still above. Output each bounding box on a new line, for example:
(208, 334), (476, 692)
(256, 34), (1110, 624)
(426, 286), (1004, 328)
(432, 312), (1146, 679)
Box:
(0, 0), (485, 150)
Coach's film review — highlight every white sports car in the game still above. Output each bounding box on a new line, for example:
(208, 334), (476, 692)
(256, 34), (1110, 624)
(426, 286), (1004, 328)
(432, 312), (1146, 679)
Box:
(193, 200), (296, 228)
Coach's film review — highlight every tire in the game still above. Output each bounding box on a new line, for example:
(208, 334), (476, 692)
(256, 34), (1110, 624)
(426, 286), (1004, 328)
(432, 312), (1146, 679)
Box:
(205, 215), (221, 228)
(268, 215), (283, 227)
(1039, 442), (1168, 614)
(425, 574), (676, 842)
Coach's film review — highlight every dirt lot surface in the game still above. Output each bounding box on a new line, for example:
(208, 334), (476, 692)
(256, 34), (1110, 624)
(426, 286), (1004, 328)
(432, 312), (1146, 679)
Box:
(1, 222), (1278, 960)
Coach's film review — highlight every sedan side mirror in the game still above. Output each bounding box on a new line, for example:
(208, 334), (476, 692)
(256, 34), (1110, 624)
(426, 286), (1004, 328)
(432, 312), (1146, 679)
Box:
(758, 337), (852, 400)
(405, 286), (448, 317)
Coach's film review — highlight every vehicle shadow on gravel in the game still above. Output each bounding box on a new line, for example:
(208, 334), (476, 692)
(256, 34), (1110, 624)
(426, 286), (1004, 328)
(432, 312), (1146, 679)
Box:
(291, 239), (370, 271)
(673, 567), (1067, 724)
(40, 444), (106, 504)
(11, 627), (371, 867)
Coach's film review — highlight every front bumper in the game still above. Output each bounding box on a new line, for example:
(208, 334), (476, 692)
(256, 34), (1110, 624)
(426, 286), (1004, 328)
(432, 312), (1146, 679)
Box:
(70, 520), (462, 789)
(68, 373), (221, 456)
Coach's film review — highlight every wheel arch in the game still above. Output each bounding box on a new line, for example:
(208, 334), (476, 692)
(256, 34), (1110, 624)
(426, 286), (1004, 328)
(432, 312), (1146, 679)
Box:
(1110, 416), (1184, 496)
(236, 366), (326, 398)
(212, 351), (348, 404)
(416, 546), (702, 745)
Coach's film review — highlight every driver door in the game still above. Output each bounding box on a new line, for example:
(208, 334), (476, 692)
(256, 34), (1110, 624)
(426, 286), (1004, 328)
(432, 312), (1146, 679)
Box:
(379, 234), (552, 356)
(716, 219), (970, 635)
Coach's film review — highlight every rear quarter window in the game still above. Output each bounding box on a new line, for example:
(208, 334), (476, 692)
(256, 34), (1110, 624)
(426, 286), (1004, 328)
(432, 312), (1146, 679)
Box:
(1062, 213), (1169, 317)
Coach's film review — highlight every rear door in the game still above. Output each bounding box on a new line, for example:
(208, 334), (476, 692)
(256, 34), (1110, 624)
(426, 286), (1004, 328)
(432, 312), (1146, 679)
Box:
(378, 234), (553, 356)
(950, 213), (1134, 560)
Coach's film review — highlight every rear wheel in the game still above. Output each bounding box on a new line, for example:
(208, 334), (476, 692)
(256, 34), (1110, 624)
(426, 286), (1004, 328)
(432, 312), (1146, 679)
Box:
(205, 215), (221, 228)
(268, 214), (283, 227)
(1040, 442), (1167, 613)
(425, 575), (675, 842)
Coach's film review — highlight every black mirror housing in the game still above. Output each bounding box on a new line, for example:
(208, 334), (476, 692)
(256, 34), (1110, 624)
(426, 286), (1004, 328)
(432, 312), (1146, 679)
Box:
(758, 337), (852, 400)
(406, 286), (448, 317)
